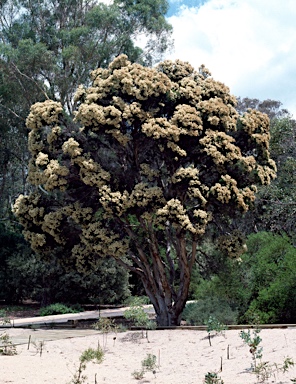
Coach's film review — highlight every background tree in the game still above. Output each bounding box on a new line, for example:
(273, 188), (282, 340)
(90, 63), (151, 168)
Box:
(236, 98), (296, 242)
(13, 55), (276, 325)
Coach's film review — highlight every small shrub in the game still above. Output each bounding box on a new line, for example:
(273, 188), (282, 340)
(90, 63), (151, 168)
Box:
(141, 353), (157, 372)
(240, 328), (263, 369)
(205, 316), (227, 335)
(124, 297), (152, 327)
(132, 353), (157, 381)
(92, 318), (118, 350)
(124, 297), (155, 340)
(131, 369), (145, 380)
(254, 357), (294, 383)
(0, 310), (10, 325)
(92, 318), (117, 333)
(39, 303), (81, 316)
(204, 372), (224, 384)
(69, 347), (104, 384)
(0, 332), (17, 355)
(182, 298), (237, 326)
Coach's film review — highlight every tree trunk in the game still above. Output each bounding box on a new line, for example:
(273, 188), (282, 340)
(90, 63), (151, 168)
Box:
(141, 264), (191, 326)
(124, 222), (195, 327)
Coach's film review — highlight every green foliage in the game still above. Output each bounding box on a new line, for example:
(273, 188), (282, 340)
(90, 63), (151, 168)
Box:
(124, 297), (155, 329)
(0, 309), (10, 325)
(132, 353), (157, 380)
(241, 232), (296, 324)
(141, 353), (157, 372)
(0, 332), (17, 356)
(131, 369), (145, 380)
(79, 347), (104, 364)
(205, 316), (227, 335)
(190, 231), (296, 325)
(0, 228), (131, 305)
(254, 357), (294, 383)
(203, 372), (224, 384)
(182, 299), (237, 326)
(240, 328), (263, 369)
(0, 224), (35, 303)
(69, 346), (104, 384)
(39, 303), (81, 316)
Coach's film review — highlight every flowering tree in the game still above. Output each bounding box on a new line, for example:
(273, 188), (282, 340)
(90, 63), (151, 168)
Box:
(13, 55), (276, 325)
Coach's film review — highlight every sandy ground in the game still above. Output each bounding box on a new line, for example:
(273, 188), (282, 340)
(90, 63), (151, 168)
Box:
(1, 327), (296, 384)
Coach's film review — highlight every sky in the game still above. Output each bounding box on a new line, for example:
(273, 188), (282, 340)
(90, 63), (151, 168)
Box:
(165, 0), (296, 117)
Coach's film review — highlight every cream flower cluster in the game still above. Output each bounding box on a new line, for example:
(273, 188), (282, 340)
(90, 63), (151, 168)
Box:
(62, 138), (83, 157)
(199, 129), (241, 166)
(157, 59), (195, 82)
(198, 98), (238, 131)
(170, 105), (203, 136)
(210, 175), (257, 211)
(42, 160), (69, 191)
(99, 183), (164, 217)
(171, 165), (207, 205)
(140, 163), (160, 181)
(80, 223), (129, 259)
(47, 126), (62, 145)
(13, 194), (44, 227)
(157, 198), (210, 235)
(26, 100), (63, 130)
(83, 55), (172, 102)
(75, 104), (122, 129)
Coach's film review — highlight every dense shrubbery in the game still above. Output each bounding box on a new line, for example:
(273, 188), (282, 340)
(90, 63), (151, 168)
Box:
(241, 232), (296, 323)
(186, 231), (296, 325)
(0, 225), (131, 306)
(182, 298), (238, 326)
(39, 303), (81, 316)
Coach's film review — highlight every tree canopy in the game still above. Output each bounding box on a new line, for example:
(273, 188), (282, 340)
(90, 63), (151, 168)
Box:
(13, 55), (276, 325)
(0, 0), (172, 224)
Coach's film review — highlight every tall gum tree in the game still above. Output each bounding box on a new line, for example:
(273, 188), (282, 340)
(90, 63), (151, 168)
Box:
(13, 55), (277, 326)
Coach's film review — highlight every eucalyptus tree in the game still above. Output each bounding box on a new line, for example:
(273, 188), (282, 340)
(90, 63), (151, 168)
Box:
(13, 55), (276, 325)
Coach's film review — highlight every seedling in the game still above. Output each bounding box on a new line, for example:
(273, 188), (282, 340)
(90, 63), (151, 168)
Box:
(240, 328), (262, 369)
(206, 316), (227, 346)
(69, 347), (104, 384)
(131, 369), (145, 380)
(0, 310), (11, 326)
(254, 357), (294, 383)
(31, 340), (45, 357)
(92, 318), (118, 350)
(124, 297), (155, 341)
(240, 328), (294, 382)
(141, 353), (157, 372)
(132, 353), (158, 380)
(0, 332), (17, 355)
(203, 372), (224, 384)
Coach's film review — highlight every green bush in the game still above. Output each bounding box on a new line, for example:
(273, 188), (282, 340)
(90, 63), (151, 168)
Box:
(39, 303), (81, 316)
(182, 298), (238, 326)
(240, 232), (296, 324)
